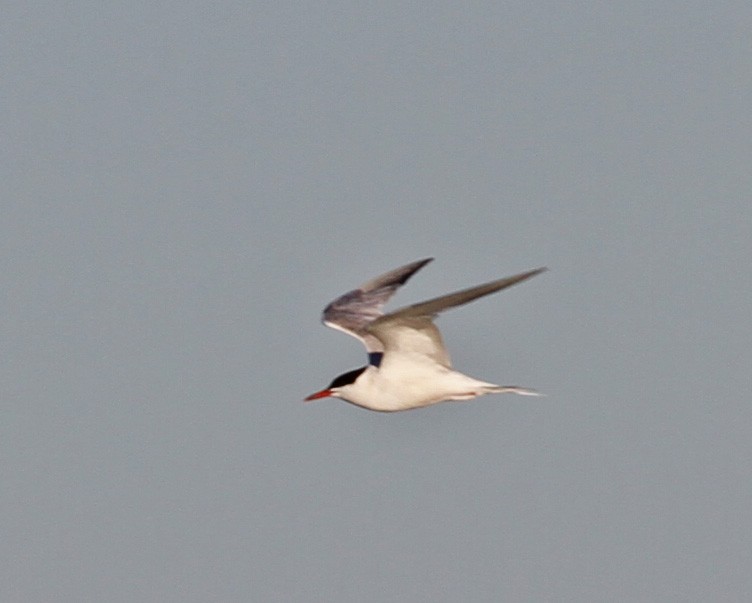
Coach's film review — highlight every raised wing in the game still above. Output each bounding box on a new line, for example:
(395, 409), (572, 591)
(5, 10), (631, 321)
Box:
(366, 267), (546, 366)
(322, 258), (433, 352)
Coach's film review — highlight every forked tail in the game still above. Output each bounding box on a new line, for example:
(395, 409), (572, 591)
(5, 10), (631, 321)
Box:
(485, 385), (542, 396)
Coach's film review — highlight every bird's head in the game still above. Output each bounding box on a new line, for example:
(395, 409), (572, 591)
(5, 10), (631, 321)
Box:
(304, 366), (367, 401)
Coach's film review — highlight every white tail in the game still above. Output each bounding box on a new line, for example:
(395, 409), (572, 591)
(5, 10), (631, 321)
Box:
(485, 386), (543, 396)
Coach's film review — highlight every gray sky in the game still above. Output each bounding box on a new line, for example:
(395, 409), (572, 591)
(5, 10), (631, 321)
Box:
(3, 2), (751, 601)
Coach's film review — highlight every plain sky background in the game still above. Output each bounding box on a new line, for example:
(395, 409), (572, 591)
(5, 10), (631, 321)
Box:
(3, 2), (751, 601)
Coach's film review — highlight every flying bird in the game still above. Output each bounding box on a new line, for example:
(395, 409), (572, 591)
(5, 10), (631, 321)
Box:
(305, 258), (545, 412)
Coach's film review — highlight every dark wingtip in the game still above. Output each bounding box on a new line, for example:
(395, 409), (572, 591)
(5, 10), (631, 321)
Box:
(395, 257), (433, 285)
(506, 266), (548, 287)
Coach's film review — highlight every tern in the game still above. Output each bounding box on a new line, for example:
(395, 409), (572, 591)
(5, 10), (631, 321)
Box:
(305, 259), (545, 412)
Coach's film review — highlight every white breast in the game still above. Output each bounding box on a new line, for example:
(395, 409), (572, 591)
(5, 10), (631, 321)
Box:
(339, 357), (497, 412)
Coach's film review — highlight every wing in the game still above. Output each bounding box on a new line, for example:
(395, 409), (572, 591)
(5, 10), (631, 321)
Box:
(366, 267), (546, 366)
(322, 258), (433, 352)
(367, 316), (453, 367)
